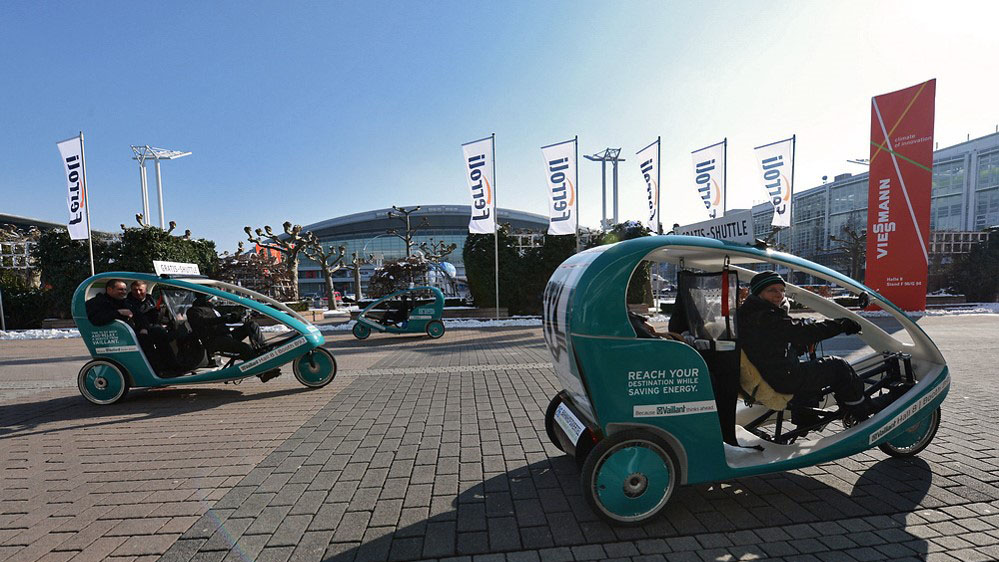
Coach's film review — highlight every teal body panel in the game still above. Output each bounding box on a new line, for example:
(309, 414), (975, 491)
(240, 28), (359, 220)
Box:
(72, 272), (324, 388)
(356, 286), (445, 335)
(544, 235), (950, 483)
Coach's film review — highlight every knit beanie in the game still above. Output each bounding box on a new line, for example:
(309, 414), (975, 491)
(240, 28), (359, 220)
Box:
(750, 270), (785, 295)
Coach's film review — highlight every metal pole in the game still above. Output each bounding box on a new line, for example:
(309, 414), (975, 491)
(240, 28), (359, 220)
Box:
(657, 136), (662, 234)
(722, 137), (728, 215)
(0, 287), (6, 331)
(574, 136), (580, 253)
(140, 161), (150, 225)
(601, 160), (607, 229)
(154, 157), (165, 228)
(137, 159), (147, 224)
(612, 159), (619, 224)
(80, 131), (95, 276)
(491, 133), (499, 320)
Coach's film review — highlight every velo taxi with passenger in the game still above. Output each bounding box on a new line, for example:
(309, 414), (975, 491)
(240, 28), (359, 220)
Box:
(72, 262), (337, 405)
(542, 235), (948, 525)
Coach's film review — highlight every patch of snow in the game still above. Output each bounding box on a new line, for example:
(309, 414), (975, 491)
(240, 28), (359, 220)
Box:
(0, 328), (81, 340)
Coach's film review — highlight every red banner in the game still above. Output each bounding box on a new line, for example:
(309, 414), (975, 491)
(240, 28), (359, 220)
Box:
(865, 79), (936, 311)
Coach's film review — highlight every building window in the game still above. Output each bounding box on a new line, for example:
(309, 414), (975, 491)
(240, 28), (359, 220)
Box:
(932, 159), (965, 197)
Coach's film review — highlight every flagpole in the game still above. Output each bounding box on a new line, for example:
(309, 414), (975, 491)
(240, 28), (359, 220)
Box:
(788, 134), (796, 271)
(80, 131), (95, 276)
(492, 133), (499, 320)
(722, 137), (728, 215)
(656, 136), (662, 235)
(574, 135), (580, 253)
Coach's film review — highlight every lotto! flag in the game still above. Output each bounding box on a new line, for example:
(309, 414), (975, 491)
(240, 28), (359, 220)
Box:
(866, 79), (936, 311)
(691, 140), (725, 219)
(57, 135), (89, 240)
(462, 136), (496, 234)
(636, 138), (660, 232)
(753, 137), (794, 228)
(541, 139), (577, 235)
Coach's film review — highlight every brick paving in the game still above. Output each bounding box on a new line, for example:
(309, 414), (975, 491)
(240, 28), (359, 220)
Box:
(1, 319), (998, 561)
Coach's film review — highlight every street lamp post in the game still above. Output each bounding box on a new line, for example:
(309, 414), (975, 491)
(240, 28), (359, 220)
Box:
(130, 146), (192, 228)
(584, 148), (625, 230)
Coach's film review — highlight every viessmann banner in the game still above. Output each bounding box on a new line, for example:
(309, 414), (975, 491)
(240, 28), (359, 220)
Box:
(462, 136), (496, 234)
(866, 79), (936, 311)
(540, 138), (577, 235)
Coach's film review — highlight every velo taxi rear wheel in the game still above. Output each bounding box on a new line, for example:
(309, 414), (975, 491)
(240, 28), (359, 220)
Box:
(581, 429), (677, 526)
(878, 406), (940, 458)
(352, 323), (371, 340)
(544, 394), (565, 452)
(78, 360), (130, 405)
(293, 348), (337, 388)
(426, 320), (445, 339)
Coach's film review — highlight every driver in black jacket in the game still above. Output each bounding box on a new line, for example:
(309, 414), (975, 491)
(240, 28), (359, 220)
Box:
(738, 271), (870, 422)
(186, 293), (279, 382)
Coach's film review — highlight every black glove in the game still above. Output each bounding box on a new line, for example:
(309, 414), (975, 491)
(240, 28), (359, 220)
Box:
(836, 318), (862, 335)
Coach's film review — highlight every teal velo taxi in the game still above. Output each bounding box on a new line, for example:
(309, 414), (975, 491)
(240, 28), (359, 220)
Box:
(73, 272), (336, 405)
(352, 286), (446, 340)
(542, 235), (948, 525)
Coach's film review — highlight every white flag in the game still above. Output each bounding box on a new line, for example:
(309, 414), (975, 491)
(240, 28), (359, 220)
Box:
(754, 137), (794, 228)
(541, 139), (577, 235)
(57, 135), (89, 240)
(691, 140), (726, 219)
(462, 136), (496, 234)
(636, 138), (660, 232)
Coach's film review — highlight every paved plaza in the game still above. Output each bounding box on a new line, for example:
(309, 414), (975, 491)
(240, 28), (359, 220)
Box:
(2, 316), (999, 562)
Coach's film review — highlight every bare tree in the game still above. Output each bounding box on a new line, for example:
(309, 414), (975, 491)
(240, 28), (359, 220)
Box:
(217, 242), (294, 299)
(344, 251), (373, 302)
(829, 213), (867, 282)
(244, 222), (307, 301)
(302, 232), (346, 311)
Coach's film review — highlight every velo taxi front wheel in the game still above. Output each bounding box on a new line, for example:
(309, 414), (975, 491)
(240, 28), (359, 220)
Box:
(293, 348), (337, 389)
(78, 360), (130, 405)
(544, 394), (565, 452)
(426, 320), (445, 339)
(878, 406), (940, 458)
(352, 323), (371, 340)
(581, 429), (677, 526)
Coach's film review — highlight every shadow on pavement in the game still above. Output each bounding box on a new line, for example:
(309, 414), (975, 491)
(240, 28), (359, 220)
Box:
(322, 454), (931, 561)
(0, 384), (310, 440)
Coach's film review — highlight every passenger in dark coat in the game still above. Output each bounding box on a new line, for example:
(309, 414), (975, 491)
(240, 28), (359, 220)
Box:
(85, 279), (134, 326)
(126, 280), (181, 372)
(738, 271), (867, 417)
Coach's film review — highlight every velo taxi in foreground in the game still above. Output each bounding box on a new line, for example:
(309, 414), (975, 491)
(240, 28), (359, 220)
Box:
(73, 270), (337, 405)
(542, 235), (948, 525)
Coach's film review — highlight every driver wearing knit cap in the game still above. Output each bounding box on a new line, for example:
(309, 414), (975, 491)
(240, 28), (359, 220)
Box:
(738, 270), (871, 424)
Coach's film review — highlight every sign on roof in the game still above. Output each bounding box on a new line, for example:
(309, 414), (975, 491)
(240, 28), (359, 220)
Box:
(675, 209), (754, 245)
(153, 260), (201, 276)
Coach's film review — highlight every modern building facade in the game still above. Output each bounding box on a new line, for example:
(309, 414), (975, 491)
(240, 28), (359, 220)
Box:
(749, 132), (999, 281)
(296, 205), (549, 297)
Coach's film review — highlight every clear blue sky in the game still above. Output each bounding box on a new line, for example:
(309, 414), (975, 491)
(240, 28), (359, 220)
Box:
(1, 1), (996, 251)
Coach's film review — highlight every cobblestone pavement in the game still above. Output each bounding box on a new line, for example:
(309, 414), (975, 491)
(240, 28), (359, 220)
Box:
(1, 318), (998, 562)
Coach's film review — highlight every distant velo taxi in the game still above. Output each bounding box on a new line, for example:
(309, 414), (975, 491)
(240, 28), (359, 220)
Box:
(542, 235), (948, 525)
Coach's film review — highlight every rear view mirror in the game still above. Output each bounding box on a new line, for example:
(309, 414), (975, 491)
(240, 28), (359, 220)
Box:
(857, 292), (870, 309)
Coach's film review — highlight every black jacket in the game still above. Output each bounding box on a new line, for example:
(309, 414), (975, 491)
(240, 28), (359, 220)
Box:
(125, 294), (159, 331)
(187, 300), (237, 341)
(85, 292), (131, 327)
(737, 294), (844, 388)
